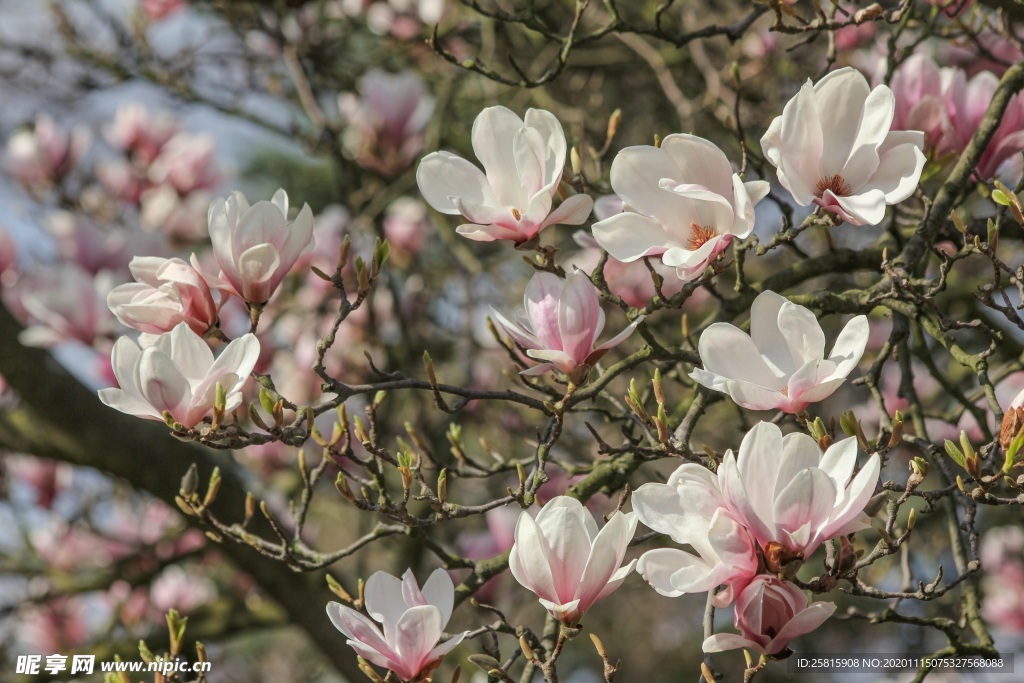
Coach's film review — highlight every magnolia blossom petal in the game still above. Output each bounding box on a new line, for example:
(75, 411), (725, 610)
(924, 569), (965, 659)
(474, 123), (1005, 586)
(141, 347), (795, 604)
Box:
(696, 323), (783, 390)
(542, 194), (594, 228)
(591, 212), (673, 262)
(417, 152), (496, 214)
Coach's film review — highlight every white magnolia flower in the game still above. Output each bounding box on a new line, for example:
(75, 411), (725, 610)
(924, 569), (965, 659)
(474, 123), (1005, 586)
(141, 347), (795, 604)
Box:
(98, 322), (259, 428)
(717, 422), (881, 562)
(416, 106), (592, 244)
(690, 290), (868, 413)
(327, 569), (467, 682)
(592, 134), (769, 282)
(509, 496), (637, 625)
(761, 66), (926, 226)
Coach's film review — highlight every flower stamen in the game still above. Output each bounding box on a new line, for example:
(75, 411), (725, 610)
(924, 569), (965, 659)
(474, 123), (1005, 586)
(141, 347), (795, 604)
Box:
(814, 174), (852, 198)
(687, 223), (718, 250)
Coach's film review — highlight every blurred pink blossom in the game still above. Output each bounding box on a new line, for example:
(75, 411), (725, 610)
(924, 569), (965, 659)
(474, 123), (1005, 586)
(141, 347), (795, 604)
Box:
(20, 598), (93, 654)
(48, 211), (160, 275)
(140, 186), (211, 240)
(150, 565), (216, 614)
(6, 115), (89, 188)
(148, 132), (219, 195)
(889, 54), (947, 149)
(340, 70), (435, 176)
(141, 0), (187, 21)
(940, 69), (1024, 179)
(383, 196), (431, 261)
(16, 265), (118, 348)
(4, 455), (67, 509)
(980, 526), (1024, 632)
(105, 104), (178, 165)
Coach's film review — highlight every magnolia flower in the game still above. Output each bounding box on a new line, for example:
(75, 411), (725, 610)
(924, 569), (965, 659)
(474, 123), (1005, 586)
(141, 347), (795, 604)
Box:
(98, 322), (259, 428)
(140, 186), (211, 240)
(592, 134), (769, 282)
(509, 496), (637, 625)
(17, 265), (118, 348)
(206, 189), (315, 305)
(491, 271), (643, 381)
(632, 463), (758, 607)
(417, 106), (592, 244)
(6, 115), (89, 188)
(718, 422), (880, 564)
(980, 527), (1024, 632)
(339, 69), (435, 176)
(105, 104), (179, 165)
(702, 576), (837, 655)
(889, 54), (947, 148)
(326, 568), (467, 682)
(690, 290), (869, 413)
(761, 66), (926, 226)
(107, 256), (219, 336)
(142, 0), (188, 21)
(940, 69), (1024, 179)
(148, 132), (219, 195)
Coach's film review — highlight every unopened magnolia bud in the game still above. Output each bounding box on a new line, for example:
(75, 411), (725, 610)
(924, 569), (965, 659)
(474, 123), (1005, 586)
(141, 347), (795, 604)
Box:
(571, 146), (583, 177)
(853, 2), (883, 22)
(519, 635), (536, 661)
(180, 464), (199, 497)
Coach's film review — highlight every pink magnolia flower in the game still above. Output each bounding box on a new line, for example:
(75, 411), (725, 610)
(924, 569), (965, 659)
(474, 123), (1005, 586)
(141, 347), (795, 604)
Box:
(718, 422), (880, 561)
(417, 106), (593, 244)
(889, 54), (947, 149)
(150, 566), (216, 614)
(327, 568), (467, 682)
(491, 271), (643, 381)
(6, 115), (89, 188)
(16, 265), (118, 348)
(107, 256), (220, 336)
(761, 66), (926, 226)
(140, 186), (212, 240)
(940, 69), (1024, 179)
(509, 496), (637, 625)
(592, 134), (769, 283)
(980, 527), (1024, 633)
(632, 463), (759, 607)
(98, 322), (259, 428)
(48, 211), (159, 275)
(206, 189), (315, 305)
(702, 576), (837, 655)
(690, 290), (868, 413)
(142, 0), (187, 21)
(834, 15), (877, 52)
(148, 132), (219, 195)
(383, 197), (431, 262)
(105, 103), (179, 165)
(340, 69), (435, 176)
(97, 157), (148, 204)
